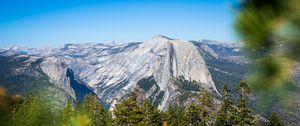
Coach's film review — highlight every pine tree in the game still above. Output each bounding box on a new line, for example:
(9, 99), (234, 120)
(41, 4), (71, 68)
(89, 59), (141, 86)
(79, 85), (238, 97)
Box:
(185, 103), (201, 126)
(235, 81), (256, 125)
(198, 89), (214, 126)
(59, 100), (74, 125)
(82, 94), (109, 126)
(267, 112), (284, 126)
(74, 101), (83, 115)
(12, 94), (54, 126)
(164, 105), (176, 126)
(64, 114), (92, 126)
(215, 85), (237, 126)
(113, 90), (144, 126)
(141, 99), (162, 126)
(164, 104), (185, 126)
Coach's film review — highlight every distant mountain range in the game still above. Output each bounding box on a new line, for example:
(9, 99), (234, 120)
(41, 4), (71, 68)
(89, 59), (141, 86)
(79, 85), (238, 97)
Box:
(0, 35), (247, 111)
(1, 35), (300, 124)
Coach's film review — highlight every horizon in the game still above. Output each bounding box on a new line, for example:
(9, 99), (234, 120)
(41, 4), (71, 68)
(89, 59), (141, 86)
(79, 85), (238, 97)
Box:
(1, 34), (239, 49)
(0, 0), (239, 48)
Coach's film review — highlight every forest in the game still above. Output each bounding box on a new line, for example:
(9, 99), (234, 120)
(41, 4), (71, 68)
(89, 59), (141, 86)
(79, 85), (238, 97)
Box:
(0, 81), (284, 126)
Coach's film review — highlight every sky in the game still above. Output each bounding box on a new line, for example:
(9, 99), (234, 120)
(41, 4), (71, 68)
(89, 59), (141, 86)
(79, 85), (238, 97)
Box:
(0, 0), (239, 48)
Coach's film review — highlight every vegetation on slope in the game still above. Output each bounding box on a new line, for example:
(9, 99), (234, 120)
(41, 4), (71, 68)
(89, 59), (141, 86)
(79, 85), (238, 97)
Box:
(0, 81), (284, 126)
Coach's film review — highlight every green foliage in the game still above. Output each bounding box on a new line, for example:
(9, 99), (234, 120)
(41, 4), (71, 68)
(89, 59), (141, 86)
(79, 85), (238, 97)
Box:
(235, 81), (256, 125)
(113, 90), (163, 126)
(60, 94), (111, 126)
(63, 115), (92, 126)
(113, 90), (144, 126)
(0, 82), (285, 126)
(59, 101), (74, 125)
(82, 94), (110, 126)
(237, 80), (251, 98)
(235, 1), (300, 123)
(74, 101), (83, 114)
(59, 94), (112, 126)
(11, 94), (54, 126)
(174, 89), (217, 126)
(235, 0), (300, 106)
(0, 56), (59, 96)
(164, 104), (186, 126)
(141, 99), (162, 126)
(173, 75), (201, 91)
(198, 89), (215, 126)
(215, 85), (237, 126)
(267, 112), (284, 126)
(153, 91), (165, 107)
(137, 76), (157, 92)
(185, 103), (202, 126)
(0, 87), (23, 126)
(0, 85), (112, 126)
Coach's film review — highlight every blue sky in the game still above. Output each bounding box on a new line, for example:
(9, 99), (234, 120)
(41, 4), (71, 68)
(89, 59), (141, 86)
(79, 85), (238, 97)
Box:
(0, 0), (239, 48)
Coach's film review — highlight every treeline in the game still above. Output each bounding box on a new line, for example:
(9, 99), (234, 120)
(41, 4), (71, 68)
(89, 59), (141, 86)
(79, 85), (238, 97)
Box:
(0, 81), (284, 126)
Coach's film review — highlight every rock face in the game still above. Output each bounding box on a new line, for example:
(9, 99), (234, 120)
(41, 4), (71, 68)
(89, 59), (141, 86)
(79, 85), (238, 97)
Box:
(0, 35), (219, 110)
(85, 35), (218, 110)
(0, 55), (72, 111)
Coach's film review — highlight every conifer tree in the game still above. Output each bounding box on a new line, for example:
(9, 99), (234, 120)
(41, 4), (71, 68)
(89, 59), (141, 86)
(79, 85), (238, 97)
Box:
(141, 99), (162, 126)
(74, 101), (83, 115)
(267, 112), (284, 126)
(164, 104), (185, 126)
(164, 104), (176, 126)
(83, 94), (109, 126)
(185, 103), (201, 126)
(215, 85), (237, 126)
(12, 94), (54, 126)
(113, 90), (144, 126)
(59, 100), (74, 125)
(198, 89), (214, 126)
(235, 81), (256, 125)
(64, 114), (92, 126)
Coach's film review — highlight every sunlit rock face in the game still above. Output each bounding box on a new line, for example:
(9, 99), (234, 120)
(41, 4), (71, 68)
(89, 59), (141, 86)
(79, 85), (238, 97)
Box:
(0, 35), (219, 110)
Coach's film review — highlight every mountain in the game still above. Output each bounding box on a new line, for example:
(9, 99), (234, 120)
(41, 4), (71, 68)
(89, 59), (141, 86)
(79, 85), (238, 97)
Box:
(0, 55), (72, 111)
(0, 35), (221, 111)
(1, 36), (299, 124)
(192, 40), (249, 95)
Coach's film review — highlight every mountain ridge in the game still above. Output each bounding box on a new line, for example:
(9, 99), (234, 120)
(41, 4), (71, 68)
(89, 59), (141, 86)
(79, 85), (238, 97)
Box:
(1, 36), (300, 124)
(1, 35), (245, 110)
(0, 35), (223, 111)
